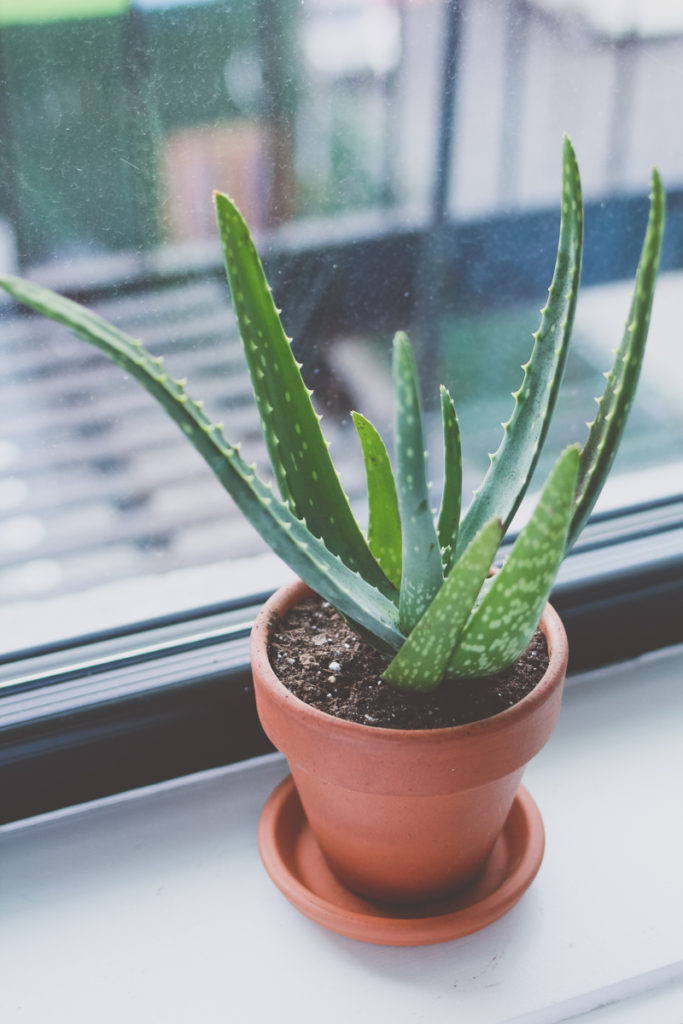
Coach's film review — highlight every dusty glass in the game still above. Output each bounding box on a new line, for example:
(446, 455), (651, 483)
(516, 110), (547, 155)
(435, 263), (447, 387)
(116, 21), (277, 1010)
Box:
(0, 0), (681, 655)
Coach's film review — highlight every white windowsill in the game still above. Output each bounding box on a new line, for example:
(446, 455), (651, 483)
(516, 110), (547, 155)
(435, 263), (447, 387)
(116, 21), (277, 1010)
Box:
(1, 645), (682, 1024)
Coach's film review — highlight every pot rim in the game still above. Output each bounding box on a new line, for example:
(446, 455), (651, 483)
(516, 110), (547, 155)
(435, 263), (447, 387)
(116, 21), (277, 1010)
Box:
(250, 578), (568, 745)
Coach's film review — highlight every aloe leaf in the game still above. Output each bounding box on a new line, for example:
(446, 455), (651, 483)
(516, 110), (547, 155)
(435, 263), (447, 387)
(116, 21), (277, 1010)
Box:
(447, 445), (580, 678)
(0, 274), (404, 653)
(393, 331), (444, 633)
(567, 169), (665, 551)
(214, 192), (395, 599)
(456, 135), (583, 557)
(351, 411), (402, 589)
(383, 518), (502, 692)
(437, 386), (462, 574)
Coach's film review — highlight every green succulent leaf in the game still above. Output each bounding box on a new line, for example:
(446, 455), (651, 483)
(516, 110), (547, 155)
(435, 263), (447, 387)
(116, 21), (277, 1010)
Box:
(383, 517), (502, 692)
(352, 411), (402, 589)
(437, 386), (462, 575)
(456, 135), (584, 557)
(567, 168), (665, 550)
(0, 274), (404, 653)
(393, 331), (444, 633)
(214, 192), (395, 600)
(447, 445), (580, 678)
(0, 139), (662, 691)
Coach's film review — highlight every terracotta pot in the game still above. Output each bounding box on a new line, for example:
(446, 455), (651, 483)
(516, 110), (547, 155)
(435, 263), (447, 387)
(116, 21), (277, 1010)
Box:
(251, 579), (568, 905)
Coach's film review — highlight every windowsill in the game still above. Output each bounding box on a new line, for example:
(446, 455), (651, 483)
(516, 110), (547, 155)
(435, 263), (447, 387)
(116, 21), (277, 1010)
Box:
(2, 646), (682, 1023)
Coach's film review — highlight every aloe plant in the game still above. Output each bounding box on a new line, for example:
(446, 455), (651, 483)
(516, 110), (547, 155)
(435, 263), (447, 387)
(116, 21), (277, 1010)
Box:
(0, 138), (664, 691)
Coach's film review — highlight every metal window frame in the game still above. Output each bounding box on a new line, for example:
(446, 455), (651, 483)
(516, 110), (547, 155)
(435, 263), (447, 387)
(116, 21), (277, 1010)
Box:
(2, 0), (683, 822)
(2, 182), (682, 823)
(2, 493), (681, 824)
(2, 188), (682, 823)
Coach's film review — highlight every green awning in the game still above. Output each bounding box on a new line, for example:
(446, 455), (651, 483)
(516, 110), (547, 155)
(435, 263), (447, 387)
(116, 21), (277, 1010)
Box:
(0, 0), (131, 26)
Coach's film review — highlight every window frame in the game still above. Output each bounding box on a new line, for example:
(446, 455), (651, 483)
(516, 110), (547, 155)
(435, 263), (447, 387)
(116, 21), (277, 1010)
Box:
(2, 0), (683, 824)
(2, 200), (683, 824)
(2, 492), (682, 824)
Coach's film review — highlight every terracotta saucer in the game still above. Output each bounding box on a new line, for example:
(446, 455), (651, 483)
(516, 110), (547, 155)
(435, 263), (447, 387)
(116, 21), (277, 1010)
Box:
(258, 775), (545, 947)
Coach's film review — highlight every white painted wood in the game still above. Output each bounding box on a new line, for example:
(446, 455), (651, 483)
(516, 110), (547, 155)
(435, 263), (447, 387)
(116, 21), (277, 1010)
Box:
(1, 645), (682, 1023)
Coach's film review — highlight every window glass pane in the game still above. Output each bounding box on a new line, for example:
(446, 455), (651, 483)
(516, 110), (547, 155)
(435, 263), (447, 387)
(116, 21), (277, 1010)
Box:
(0, 0), (681, 656)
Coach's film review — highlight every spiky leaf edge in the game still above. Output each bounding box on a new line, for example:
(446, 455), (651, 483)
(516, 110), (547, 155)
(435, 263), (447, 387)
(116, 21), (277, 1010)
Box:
(214, 193), (395, 600)
(437, 386), (462, 574)
(351, 411), (402, 589)
(383, 517), (502, 692)
(393, 331), (444, 633)
(456, 135), (584, 556)
(0, 275), (404, 653)
(567, 168), (665, 550)
(447, 445), (580, 678)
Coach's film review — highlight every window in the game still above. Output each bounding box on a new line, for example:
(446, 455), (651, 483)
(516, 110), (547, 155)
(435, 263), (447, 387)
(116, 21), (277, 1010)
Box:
(1, 0), (682, 819)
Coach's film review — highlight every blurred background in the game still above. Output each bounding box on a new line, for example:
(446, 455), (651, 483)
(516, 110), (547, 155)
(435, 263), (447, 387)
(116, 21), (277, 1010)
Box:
(1, 0), (682, 653)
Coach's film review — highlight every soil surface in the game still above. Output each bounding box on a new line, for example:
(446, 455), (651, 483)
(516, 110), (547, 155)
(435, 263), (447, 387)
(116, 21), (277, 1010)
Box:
(268, 595), (549, 730)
